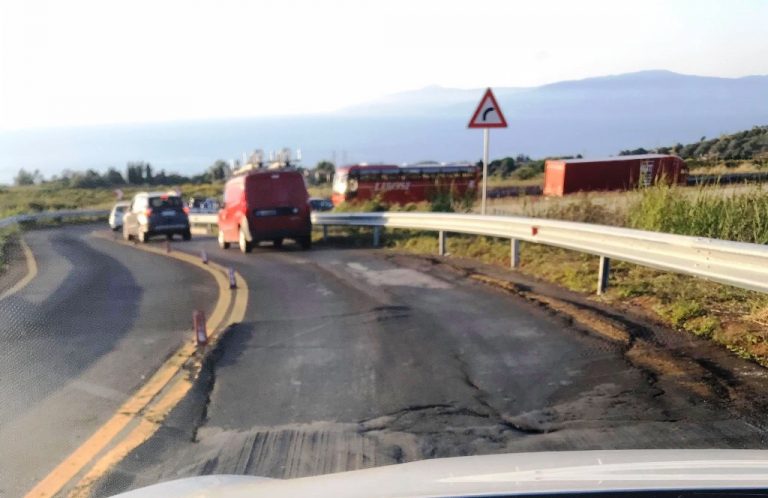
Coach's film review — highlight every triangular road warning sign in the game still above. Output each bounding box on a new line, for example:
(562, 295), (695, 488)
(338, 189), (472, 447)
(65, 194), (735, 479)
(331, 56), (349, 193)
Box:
(468, 88), (507, 128)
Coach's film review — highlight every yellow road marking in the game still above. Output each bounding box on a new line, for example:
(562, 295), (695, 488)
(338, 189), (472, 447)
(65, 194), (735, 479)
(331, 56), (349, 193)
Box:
(25, 235), (248, 498)
(0, 237), (38, 301)
(68, 419), (160, 498)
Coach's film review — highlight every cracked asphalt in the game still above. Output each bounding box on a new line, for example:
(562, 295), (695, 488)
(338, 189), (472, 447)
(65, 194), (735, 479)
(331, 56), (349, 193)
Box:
(91, 235), (768, 497)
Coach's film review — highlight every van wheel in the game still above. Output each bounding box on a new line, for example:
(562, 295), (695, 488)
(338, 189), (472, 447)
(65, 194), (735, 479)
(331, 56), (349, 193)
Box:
(272, 238), (283, 248)
(299, 235), (312, 250)
(218, 230), (230, 249)
(182, 230), (191, 241)
(239, 227), (252, 253)
(139, 231), (150, 243)
(123, 229), (132, 241)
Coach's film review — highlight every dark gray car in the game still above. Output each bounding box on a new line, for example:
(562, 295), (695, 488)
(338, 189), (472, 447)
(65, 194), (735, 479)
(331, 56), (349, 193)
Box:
(123, 192), (191, 243)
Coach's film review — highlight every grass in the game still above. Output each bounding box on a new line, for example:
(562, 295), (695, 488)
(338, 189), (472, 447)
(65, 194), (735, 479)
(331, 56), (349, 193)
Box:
(689, 160), (767, 176)
(485, 174), (543, 188)
(627, 183), (768, 243)
(307, 185), (333, 198)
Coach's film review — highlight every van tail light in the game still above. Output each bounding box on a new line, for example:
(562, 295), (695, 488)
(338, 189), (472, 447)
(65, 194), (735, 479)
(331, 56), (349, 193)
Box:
(183, 206), (190, 214)
(145, 208), (153, 217)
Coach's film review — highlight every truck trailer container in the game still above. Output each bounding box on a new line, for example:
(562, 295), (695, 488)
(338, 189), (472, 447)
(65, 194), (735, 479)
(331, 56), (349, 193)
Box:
(543, 154), (687, 196)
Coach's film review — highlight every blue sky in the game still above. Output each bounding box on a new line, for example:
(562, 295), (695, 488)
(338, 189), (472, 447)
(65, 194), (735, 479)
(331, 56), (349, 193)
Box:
(1, 0), (767, 130)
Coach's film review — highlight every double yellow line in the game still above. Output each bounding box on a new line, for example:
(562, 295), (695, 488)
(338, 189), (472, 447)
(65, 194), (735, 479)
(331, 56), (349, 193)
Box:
(25, 236), (248, 498)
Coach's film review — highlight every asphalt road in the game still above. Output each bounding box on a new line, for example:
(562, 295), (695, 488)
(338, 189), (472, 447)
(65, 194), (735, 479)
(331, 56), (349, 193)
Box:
(90, 234), (768, 496)
(0, 226), (217, 498)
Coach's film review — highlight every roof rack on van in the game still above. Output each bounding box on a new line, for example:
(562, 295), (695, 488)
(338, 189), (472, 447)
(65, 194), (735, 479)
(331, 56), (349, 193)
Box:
(232, 163), (298, 176)
(231, 147), (300, 176)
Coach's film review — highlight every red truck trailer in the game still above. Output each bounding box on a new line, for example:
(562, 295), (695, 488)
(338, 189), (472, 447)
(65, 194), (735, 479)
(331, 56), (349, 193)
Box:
(543, 154), (687, 196)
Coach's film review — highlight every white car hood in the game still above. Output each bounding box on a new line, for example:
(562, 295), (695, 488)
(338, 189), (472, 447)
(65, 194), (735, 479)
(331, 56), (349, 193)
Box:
(113, 449), (768, 498)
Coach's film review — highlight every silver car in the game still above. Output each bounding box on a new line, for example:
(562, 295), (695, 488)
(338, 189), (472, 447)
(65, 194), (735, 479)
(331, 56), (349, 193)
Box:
(108, 201), (131, 231)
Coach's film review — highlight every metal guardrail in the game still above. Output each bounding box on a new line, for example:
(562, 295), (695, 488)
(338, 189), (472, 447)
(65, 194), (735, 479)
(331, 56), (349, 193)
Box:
(0, 209), (110, 229)
(195, 211), (768, 294)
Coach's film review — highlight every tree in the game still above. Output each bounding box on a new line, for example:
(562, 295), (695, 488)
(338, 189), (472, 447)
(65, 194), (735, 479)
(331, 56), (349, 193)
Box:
(487, 156), (516, 177)
(316, 161), (335, 174)
(70, 169), (106, 188)
(619, 148), (649, 156)
(314, 161), (335, 183)
(104, 168), (125, 185)
(14, 168), (36, 186)
(144, 163), (153, 183)
(154, 169), (168, 185)
(126, 162), (148, 184)
(207, 160), (230, 181)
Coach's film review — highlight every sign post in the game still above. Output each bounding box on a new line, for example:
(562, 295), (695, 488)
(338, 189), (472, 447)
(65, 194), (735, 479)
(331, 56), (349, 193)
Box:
(468, 88), (507, 215)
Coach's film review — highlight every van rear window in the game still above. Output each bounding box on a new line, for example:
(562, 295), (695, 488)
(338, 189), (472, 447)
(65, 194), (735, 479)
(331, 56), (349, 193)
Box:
(149, 196), (182, 208)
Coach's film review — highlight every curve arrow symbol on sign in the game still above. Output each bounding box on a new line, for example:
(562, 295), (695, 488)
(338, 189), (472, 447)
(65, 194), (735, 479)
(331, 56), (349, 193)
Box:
(468, 88), (508, 128)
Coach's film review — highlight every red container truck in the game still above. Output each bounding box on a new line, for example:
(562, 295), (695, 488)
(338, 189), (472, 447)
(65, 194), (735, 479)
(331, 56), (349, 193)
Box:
(543, 154), (687, 196)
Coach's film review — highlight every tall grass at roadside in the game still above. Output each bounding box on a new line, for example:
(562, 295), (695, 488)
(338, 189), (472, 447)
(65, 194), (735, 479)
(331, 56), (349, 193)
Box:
(628, 183), (768, 244)
(519, 192), (626, 226)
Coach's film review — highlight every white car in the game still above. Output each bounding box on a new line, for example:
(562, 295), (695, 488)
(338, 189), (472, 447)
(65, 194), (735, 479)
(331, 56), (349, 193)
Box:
(111, 450), (768, 498)
(109, 201), (131, 231)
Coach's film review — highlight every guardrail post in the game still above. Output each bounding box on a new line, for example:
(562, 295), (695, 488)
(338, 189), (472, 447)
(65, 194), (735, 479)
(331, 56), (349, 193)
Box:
(373, 227), (381, 248)
(438, 231), (446, 256)
(510, 238), (520, 268)
(597, 256), (610, 295)
(322, 225), (328, 242)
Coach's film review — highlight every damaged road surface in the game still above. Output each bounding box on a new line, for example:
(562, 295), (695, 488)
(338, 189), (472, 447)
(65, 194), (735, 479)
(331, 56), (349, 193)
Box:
(92, 238), (768, 497)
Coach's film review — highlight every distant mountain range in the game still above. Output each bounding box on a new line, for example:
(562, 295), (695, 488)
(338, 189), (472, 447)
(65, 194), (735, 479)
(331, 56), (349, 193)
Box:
(1, 70), (767, 183)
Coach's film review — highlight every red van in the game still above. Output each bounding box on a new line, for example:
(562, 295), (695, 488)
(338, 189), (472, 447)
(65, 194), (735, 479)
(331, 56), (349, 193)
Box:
(217, 169), (312, 252)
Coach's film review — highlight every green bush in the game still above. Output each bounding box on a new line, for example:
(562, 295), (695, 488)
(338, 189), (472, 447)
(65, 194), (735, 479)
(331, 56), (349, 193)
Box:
(514, 166), (537, 180)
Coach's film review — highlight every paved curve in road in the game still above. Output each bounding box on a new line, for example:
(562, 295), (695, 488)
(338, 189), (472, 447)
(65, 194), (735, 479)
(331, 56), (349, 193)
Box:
(91, 234), (768, 497)
(0, 225), (217, 498)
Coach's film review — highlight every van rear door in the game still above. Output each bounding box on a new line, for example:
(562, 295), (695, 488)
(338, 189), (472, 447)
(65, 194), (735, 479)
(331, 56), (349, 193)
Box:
(245, 172), (309, 235)
(246, 173), (307, 211)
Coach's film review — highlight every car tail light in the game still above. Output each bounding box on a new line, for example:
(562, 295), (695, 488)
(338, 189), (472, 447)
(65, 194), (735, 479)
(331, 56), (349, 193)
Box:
(145, 208), (153, 217)
(183, 206), (190, 214)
